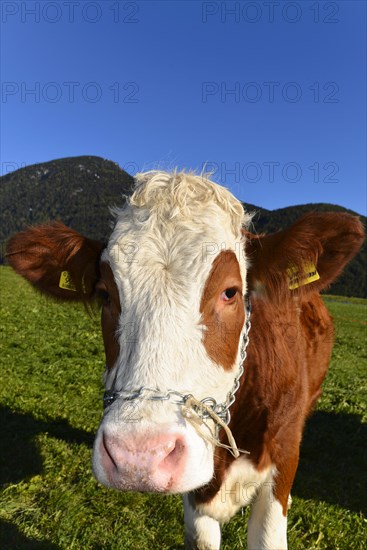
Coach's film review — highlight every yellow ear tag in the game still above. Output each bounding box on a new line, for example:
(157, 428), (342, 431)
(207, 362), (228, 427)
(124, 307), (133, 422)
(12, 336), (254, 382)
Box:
(287, 262), (320, 290)
(59, 271), (78, 291)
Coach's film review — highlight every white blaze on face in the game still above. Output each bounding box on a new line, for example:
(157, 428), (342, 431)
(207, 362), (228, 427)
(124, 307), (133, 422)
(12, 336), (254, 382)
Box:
(92, 171), (251, 493)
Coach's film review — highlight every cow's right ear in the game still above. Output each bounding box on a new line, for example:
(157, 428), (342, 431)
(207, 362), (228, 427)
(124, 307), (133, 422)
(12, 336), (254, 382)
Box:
(5, 222), (105, 301)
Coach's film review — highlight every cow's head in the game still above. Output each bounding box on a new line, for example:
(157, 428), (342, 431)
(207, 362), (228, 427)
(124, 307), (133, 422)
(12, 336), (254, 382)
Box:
(6, 171), (364, 494)
(92, 172), (252, 492)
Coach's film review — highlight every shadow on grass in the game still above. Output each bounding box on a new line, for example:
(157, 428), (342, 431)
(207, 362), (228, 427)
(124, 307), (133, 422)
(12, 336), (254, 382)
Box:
(294, 410), (367, 515)
(0, 406), (94, 485)
(0, 520), (60, 549)
(1, 405), (365, 519)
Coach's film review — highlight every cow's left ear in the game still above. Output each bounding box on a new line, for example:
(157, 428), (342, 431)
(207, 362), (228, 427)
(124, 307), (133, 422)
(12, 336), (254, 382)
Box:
(6, 222), (105, 301)
(245, 212), (365, 298)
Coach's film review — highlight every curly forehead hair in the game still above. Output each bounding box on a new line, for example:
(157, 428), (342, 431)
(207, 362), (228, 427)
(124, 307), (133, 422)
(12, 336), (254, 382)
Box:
(127, 170), (251, 236)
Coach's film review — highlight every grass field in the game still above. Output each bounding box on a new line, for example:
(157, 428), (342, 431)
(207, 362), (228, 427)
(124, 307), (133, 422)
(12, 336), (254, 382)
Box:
(0, 266), (366, 549)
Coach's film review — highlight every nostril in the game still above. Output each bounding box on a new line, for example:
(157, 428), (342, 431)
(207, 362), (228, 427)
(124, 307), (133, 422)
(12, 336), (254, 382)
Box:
(102, 433), (118, 469)
(160, 438), (185, 471)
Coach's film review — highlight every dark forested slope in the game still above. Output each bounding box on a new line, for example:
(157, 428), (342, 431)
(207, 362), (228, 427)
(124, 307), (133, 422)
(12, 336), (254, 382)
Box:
(0, 156), (134, 246)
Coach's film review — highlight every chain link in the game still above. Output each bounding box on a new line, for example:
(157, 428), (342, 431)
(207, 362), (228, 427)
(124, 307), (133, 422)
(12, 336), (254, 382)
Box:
(103, 297), (252, 426)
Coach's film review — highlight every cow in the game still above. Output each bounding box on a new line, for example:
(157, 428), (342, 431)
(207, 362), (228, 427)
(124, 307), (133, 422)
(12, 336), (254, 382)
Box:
(6, 171), (364, 549)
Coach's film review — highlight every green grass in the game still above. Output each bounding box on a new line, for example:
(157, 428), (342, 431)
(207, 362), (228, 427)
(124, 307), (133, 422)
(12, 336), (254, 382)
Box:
(1, 267), (366, 549)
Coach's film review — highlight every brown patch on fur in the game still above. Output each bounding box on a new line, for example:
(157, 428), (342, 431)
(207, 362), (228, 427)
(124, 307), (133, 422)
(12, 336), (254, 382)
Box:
(6, 222), (104, 301)
(97, 262), (121, 370)
(200, 251), (245, 371)
(195, 213), (364, 516)
(245, 212), (365, 301)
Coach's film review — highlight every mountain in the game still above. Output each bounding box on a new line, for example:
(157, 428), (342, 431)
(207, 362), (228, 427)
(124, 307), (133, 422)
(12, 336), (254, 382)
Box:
(1, 156), (365, 297)
(0, 156), (134, 249)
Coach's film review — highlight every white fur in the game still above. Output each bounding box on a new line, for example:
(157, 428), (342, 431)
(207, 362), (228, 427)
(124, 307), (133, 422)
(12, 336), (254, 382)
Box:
(184, 494), (221, 550)
(248, 496), (287, 550)
(93, 171), (252, 492)
(196, 457), (275, 523)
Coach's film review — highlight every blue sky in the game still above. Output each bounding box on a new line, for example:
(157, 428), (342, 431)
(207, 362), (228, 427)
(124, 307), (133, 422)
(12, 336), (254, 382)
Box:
(1, 0), (366, 214)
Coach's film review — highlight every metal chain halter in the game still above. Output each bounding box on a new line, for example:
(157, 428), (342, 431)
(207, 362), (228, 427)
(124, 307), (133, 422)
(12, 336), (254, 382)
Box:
(102, 297), (252, 430)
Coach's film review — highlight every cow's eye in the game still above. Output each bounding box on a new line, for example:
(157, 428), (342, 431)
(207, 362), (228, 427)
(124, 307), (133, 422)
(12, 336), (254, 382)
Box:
(96, 284), (110, 306)
(99, 289), (110, 304)
(221, 288), (237, 301)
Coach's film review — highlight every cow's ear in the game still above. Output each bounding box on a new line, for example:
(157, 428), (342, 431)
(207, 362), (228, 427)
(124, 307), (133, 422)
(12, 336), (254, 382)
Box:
(245, 212), (364, 300)
(6, 222), (105, 301)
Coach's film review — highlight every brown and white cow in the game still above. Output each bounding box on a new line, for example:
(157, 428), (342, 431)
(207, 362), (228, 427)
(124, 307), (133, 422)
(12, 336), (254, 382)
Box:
(6, 171), (364, 549)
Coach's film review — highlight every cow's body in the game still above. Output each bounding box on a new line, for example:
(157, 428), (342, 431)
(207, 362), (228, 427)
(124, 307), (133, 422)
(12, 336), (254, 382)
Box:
(6, 171), (364, 549)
